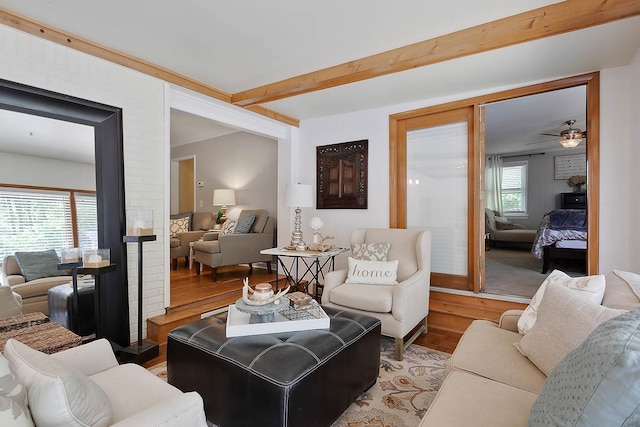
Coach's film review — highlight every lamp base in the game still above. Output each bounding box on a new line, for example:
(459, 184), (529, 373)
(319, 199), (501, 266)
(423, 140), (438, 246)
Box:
(119, 340), (159, 364)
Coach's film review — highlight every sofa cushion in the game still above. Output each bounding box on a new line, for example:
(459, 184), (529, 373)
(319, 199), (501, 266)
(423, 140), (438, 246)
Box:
(3, 339), (112, 427)
(89, 363), (183, 424)
(191, 211), (213, 231)
(351, 242), (391, 261)
(193, 240), (220, 255)
(14, 250), (65, 282)
(0, 352), (33, 427)
(420, 371), (538, 427)
(448, 320), (547, 394)
(602, 270), (640, 310)
(329, 283), (394, 313)
(517, 269), (605, 334)
(169, 217), (190, 238)
(345, 257), (398, 285)
(514, 282), (624, 376)
(528, 308), (640, 426)
(234, 211), (256, 234)
(10, 277), (73, 299)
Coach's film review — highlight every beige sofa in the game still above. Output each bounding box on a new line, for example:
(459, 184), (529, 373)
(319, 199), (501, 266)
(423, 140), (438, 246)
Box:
(2, 338), (207, 426)
(420, 272), (640, 426)
(170, 211), (216, 270)
(1, 255), (73, 315)
(485, 208), (537, 247)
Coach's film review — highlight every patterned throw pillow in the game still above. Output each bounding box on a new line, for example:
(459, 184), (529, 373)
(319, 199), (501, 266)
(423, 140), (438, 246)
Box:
(169, 217), (189, 238)
(528, 308), (640, 426)
(220, 219), (237, 236)
(351, 242), (391, 261)
(517, 269), (605, 334)
(0, 353), (34, 427)
(345, 257), (398, 285)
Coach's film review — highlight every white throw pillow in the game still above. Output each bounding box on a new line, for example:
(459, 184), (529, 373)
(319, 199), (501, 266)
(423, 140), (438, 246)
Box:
(3, 339), (112, 427)
(514, 282), (624, 375)
(0, 353), (34, 427)
(517, 270), (606, 335)
(220, 219), (237, 236)
(345, 257), (398, 285)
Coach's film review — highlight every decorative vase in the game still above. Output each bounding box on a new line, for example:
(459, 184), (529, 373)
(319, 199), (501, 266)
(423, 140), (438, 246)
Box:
(573, 184), (584, 193)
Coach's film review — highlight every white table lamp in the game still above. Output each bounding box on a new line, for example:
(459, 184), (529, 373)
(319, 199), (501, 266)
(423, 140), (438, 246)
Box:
(213, 189), (236, 222)
(285, 183), (313, 251)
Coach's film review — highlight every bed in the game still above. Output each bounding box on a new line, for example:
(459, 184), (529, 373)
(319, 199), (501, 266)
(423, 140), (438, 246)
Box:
(532, 209), (587, 274)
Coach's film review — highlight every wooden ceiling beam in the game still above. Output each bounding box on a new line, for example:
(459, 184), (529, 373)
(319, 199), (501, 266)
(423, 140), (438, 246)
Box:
(0, 7), (300, 127)
(231, 0), (640, 107)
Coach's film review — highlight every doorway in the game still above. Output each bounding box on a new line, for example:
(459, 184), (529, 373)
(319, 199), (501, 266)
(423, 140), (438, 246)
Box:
(389, 72), (600, 298)
(170, 156), (195, 214)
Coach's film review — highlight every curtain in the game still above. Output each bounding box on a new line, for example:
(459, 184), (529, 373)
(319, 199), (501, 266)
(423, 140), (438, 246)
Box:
(485, 156), (503, 215)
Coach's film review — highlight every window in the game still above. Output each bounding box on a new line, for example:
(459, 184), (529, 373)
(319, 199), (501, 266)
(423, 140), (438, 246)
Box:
(0, 187), (97, 261)
(501, 161), (527, 214)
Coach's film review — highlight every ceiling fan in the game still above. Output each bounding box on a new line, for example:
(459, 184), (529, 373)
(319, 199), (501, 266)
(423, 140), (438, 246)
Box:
(527, 119), (586, 148)
(541, 119), (586, 148)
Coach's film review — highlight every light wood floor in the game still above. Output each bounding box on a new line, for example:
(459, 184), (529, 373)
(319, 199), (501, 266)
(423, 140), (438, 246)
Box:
(143, 259), (461, 367)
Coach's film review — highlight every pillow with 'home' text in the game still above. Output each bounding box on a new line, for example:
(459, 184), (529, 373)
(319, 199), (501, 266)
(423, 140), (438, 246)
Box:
(345, 257), (398, 285)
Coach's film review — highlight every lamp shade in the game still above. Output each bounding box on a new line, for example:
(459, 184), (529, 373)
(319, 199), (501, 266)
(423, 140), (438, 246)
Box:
(285, 184), (313, 208)
(212, 189), (236, 206)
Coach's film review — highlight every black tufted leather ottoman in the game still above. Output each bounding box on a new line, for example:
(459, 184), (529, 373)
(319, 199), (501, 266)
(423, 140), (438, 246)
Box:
(167, 306), (381, 426)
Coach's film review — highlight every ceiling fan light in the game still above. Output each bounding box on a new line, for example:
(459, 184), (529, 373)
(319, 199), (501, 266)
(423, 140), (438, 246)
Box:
(559, 136), (582, 148)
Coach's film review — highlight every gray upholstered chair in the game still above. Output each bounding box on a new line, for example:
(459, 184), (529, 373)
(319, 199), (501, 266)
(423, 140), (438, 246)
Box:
(170, 211), (215, 270)
(193, 209), (274, 281)
(321, 228), (432, 361)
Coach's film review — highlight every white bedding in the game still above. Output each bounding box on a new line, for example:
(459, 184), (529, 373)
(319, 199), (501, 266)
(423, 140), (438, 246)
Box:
(555, 239), (587, 249)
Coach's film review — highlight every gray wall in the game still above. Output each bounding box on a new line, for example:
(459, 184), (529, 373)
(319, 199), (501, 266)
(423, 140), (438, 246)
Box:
(502, 147), (587, 229)
(170, 131), (278, 228)
(0, 151), (95, 190)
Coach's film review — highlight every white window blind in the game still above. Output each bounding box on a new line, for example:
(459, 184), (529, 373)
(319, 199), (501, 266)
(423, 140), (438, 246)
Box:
(0, 188), (97, 259)
(75, 193), (98, 250)
(501, 162), (527, 214)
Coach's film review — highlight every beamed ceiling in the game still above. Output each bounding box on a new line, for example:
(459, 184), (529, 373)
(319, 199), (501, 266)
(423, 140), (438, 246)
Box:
(0, 0), (638, 128)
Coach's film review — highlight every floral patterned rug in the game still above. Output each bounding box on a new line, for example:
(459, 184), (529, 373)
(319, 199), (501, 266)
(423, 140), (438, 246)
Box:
(148, 337), (449, 427)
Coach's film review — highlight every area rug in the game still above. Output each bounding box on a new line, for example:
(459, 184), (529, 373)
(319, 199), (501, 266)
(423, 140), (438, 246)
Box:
(148, 338), (448, 427)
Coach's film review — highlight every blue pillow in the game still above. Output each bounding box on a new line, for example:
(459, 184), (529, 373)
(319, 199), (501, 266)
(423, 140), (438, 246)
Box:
(14, 249), (65, 282)
(528, 308), (640, 426)
(234, 211), (256, 234)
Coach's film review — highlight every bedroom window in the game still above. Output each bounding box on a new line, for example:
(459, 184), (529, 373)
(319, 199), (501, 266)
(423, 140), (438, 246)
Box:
(501, 161), (527, 215)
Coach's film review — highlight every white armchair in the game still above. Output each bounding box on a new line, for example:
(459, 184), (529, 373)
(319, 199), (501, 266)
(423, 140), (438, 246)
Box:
(2, 338), (207, 426)
(322, 228), (431, 361)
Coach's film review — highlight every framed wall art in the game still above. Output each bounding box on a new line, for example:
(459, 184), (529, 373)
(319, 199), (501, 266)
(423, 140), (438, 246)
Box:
(554, 153), (586, 180)
(316, 140), (368, 209)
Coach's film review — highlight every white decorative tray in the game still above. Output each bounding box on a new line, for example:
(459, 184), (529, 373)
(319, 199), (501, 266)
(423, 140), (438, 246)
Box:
(226, 301), (330, 337)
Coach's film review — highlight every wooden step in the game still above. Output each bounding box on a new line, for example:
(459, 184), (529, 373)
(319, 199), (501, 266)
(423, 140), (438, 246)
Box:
(427, 290), (527, 334)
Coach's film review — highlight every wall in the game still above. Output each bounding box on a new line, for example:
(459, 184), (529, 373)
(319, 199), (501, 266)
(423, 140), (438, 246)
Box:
(300, 61), (639, 275)
(501, 147), (587, 229)
(0, 152), (95, 191)
(171, 131), (278, 226)
(0, 24), (167, 343)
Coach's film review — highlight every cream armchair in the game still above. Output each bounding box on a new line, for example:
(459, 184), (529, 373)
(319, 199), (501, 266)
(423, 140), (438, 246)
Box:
(3, 338), (207, 426)
(193, 209), (274, 281)
(322, 228), (431, 361)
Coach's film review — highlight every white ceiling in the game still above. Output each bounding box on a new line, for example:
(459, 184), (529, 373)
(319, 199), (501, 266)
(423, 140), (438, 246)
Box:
(0, 1), (638, 158)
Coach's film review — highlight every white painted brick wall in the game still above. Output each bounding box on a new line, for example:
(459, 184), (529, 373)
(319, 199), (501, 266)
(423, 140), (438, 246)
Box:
(0, 24), (167, 343)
